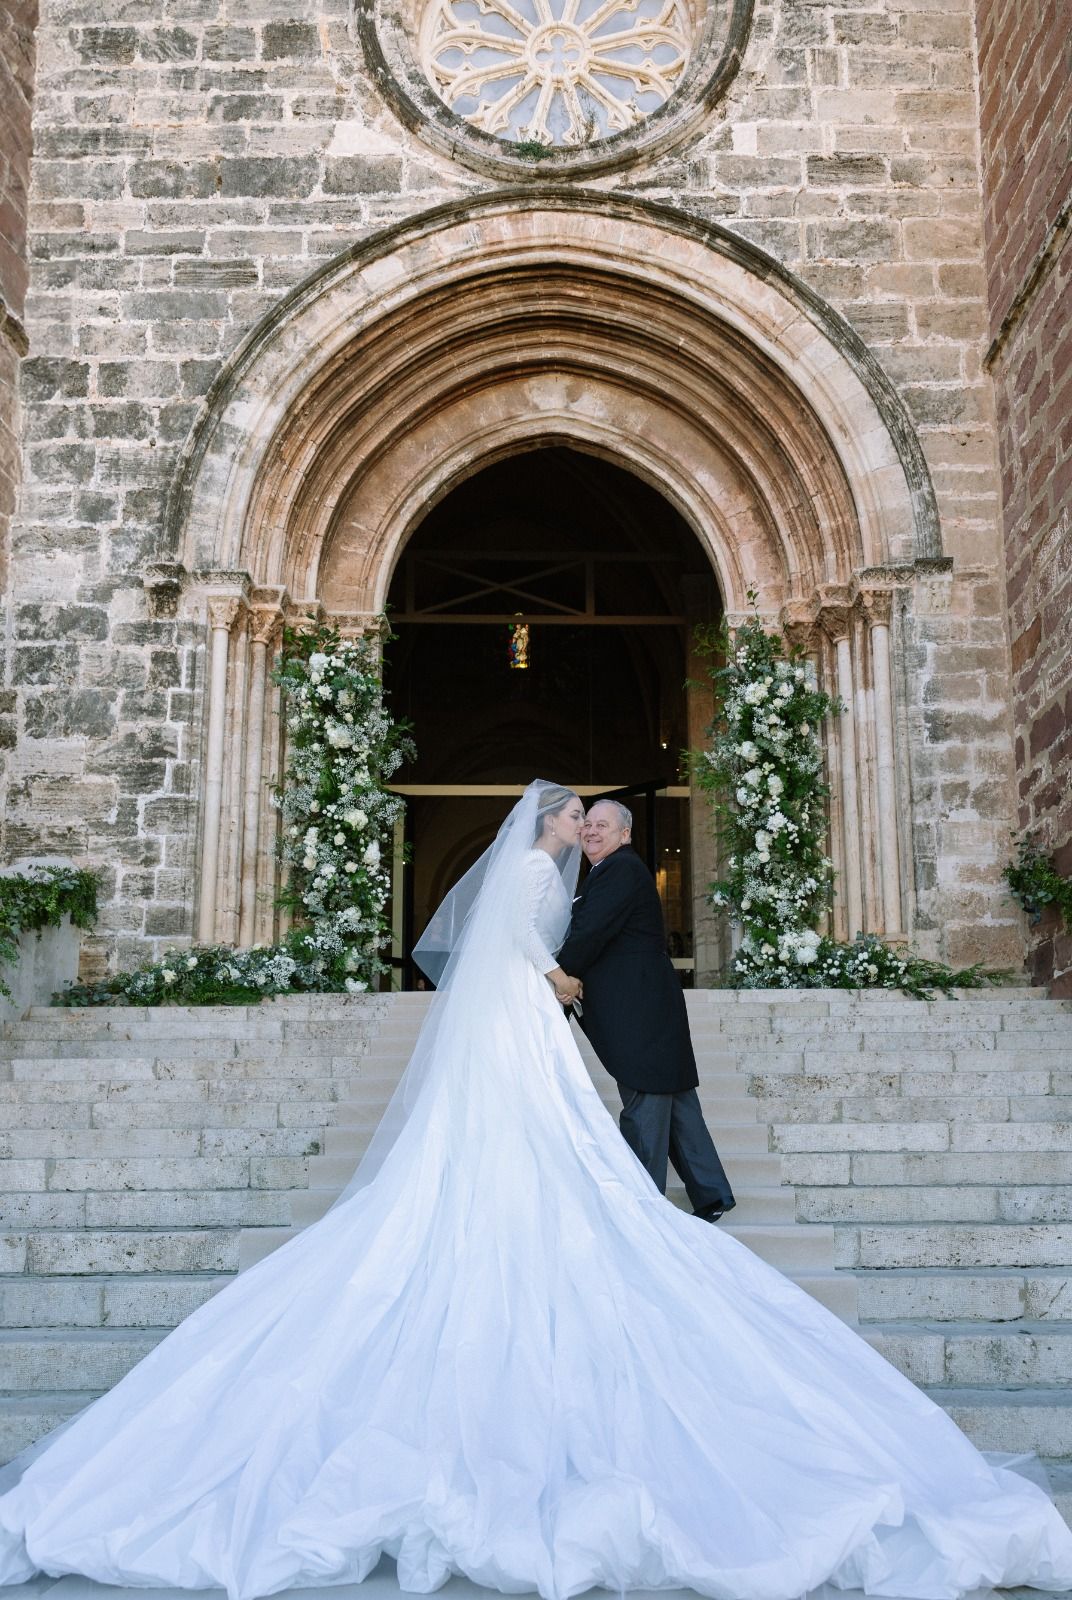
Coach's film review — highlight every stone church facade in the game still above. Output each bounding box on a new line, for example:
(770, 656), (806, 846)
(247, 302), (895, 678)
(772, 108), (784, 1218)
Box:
(0, 0), (1068, 987)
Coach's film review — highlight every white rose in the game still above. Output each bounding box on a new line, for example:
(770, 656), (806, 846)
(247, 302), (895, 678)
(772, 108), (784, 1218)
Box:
(186, 956), (198, 970)
(363, 840), (380, 867)
(344, 861), (358, 873)
(302, 854), (317, 870)
(756, 849), (770, 863)
(755, 830), (771, 850)
(738, 740), (758, 762)
(334, 832), (345, 845)
(744, 767), (762, 787)
(767, 775), (784, 796)
(161, 968), (176, 984)
(343, 808), (367, 828)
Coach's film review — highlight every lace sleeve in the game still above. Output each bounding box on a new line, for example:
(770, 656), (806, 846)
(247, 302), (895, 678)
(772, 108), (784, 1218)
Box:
(521, 851), (559, 976)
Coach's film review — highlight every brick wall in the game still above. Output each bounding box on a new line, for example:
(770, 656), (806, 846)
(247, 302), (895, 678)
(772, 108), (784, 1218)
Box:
(2, 0), (1025, 974)
(0, 0), (37, 606)
(976, 0), (1072, 992)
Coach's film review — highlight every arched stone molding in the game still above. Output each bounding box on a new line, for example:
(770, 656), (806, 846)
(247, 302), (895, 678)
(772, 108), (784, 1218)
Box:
(166, 191), (940, 954)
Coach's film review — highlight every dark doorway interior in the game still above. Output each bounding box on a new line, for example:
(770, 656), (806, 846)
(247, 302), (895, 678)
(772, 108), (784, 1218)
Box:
(383, 445), (721, 976)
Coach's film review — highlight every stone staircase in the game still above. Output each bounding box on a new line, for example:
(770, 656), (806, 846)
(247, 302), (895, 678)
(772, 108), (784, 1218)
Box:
(1, 988), (1070, 1524)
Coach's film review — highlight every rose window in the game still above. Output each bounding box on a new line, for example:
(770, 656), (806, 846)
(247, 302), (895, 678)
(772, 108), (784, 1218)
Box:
(419, 0), (693, 146)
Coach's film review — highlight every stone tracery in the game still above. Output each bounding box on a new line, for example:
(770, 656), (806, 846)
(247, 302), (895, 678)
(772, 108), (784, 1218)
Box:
(419, 0), (692, 144)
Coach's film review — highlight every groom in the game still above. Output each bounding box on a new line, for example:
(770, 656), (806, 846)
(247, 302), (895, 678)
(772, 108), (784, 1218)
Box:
(556, 800), (736, 1222)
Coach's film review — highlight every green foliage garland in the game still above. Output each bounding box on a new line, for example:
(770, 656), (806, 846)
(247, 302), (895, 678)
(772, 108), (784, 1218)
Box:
(0, 866), (100, 998)
(1004, 834), (1072, 927)
(57, 622), (414, 1006)
(692, 603), (989, 998)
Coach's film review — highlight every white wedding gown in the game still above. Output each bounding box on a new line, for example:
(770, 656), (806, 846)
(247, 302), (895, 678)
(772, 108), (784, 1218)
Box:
(1, 836), (1071, 1600)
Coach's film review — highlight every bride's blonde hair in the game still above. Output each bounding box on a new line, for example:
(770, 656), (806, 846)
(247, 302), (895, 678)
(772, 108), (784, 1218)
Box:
(534, 786), (579, 841)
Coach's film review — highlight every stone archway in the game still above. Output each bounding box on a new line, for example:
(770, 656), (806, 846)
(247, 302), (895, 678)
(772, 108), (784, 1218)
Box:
(160, 190), (939, 965)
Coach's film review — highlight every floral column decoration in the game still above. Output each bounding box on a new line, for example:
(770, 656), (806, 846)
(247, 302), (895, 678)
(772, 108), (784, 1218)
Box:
(692, 599), (988, 998)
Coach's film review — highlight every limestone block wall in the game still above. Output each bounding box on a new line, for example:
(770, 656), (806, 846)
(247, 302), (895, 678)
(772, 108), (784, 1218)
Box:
(0, 0), (37, 703)
(975, 0), (1072, 993)
(2, 0), (1026, 975)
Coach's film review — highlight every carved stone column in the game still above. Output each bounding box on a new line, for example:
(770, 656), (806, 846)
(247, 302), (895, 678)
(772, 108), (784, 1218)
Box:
(851, 604), (880, 932)
(239, 601), (285, 946)
(820, 590), (864, 940)
(858, 586), (903, 936)
(683, 575), (721, 983)
(198, 593), (244, 943)
(782, 600), (830, 935)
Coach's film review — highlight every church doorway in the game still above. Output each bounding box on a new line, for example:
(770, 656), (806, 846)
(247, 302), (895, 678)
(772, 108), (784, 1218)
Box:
(383, 445), (723, 988)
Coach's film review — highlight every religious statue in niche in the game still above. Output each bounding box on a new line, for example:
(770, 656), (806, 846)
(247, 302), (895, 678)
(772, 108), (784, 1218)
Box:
(419, 0), (693, 145)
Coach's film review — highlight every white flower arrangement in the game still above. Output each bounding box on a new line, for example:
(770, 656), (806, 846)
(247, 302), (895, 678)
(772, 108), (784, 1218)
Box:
(690, 601), (990, 999)
(64, 622), (415, 1006)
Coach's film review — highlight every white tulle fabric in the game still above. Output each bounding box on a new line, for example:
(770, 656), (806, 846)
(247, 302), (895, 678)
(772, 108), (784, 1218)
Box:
(1, 783), (1071, 1600)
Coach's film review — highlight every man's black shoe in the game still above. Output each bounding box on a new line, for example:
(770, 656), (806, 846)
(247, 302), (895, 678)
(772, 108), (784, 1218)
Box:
(696, 1199), (737, 1223)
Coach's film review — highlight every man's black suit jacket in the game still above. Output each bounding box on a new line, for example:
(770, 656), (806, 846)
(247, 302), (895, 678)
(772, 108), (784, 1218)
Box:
(556, 844), (698, 1095)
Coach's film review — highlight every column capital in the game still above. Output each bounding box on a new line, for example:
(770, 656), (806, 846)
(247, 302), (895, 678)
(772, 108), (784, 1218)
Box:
(207, 593), (244, 633)
(780, 597), (820, 654)
(330, 610), (389, 641)
(285, 596), (324, 629)
(144, 561), (186, 620)
(817, 584), (854, 643)
(249, 605), (284, 647)
(852, 584), (894, 628)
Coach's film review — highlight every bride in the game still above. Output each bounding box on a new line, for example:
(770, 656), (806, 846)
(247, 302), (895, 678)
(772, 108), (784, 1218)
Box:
(1, 778), (1070, 1600)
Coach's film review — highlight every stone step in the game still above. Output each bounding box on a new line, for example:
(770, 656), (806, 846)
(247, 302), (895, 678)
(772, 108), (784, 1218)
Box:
(296, 1147), (787, 1192)
(1046, 1461), (1072, 1530)
(855, 1266), (1072, 1323)
(0, 1328), (164, 1392)
(1, 1129), (323, 1160)
(832, 1223), (1072, 1271)
(0, 1190), (293, 1229)
(237, 1218), (836, 1274)
(289, 1180), (796, 1230)
(318, 1117), (772, 1159)
(2, 1230), (240, 1276)
(9, 1317), (1069, 1398)
(0, 1272), (230, 1329)
(925, 1387), (1072, 1457)
(864, 1321), (1072, 1386)
(0, 1392), (94, 1461)
(4, 1371), (1072, 1474)
(795, 1185), (1072, 1225)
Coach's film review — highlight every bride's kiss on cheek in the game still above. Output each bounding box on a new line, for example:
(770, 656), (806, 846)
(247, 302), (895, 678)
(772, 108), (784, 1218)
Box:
(1, 781), (1070, 1600)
